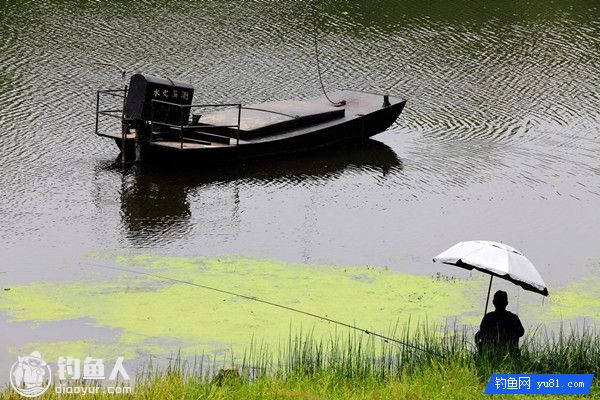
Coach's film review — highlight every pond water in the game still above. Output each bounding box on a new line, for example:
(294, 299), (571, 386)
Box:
(0, 0), (599, 383)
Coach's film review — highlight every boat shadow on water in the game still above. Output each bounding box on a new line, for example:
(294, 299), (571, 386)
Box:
(95, 139), (403, 243)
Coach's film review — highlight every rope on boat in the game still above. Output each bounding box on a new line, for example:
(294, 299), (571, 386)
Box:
(94, 60), (127, 79)
(85, 262), (435, 355)
(311, 4), (346, 108)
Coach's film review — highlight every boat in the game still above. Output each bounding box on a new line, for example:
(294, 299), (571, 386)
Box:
(95, 74), (406, 164)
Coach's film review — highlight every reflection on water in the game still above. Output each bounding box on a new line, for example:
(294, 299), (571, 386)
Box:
(111, 140), (401, 244)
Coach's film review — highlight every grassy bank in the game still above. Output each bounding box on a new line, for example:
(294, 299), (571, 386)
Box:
(3, 324), (599, 399)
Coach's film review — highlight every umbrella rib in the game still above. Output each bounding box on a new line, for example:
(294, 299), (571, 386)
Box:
(472, 267), (548, 296)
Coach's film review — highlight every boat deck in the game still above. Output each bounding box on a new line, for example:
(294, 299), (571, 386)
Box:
(200, 99), (344, 134)
(195, 90), (396, 141)
(97, 130), (137, 140)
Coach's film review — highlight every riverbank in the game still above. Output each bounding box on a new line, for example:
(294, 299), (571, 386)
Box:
(2, 326), (599, 399)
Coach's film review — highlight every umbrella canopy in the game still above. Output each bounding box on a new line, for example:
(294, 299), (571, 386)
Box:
(433, 240), (548, 296)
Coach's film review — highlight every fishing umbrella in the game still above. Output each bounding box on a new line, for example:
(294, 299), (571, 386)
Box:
(433, 240), (548, 315)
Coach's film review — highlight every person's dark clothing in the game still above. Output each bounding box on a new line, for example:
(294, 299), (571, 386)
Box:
(476, 310), (524, 355)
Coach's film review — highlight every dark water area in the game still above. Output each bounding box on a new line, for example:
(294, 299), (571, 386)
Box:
(1, 1), (599, 288)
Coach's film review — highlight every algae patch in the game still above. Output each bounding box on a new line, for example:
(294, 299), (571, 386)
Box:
(544, 276), (600, 321)
(1, 255), (583, 360)
(0, 256), (474, 358)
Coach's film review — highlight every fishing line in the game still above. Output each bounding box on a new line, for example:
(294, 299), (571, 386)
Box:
(84, 262), (434, 355)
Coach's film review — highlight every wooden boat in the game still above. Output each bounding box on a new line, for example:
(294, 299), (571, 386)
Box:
(95, 74), (406, 164)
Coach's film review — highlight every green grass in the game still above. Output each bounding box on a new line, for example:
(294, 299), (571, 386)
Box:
(3, 324), (599, 399)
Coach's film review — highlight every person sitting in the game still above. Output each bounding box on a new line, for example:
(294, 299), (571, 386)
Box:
(475, 290), (524, 356)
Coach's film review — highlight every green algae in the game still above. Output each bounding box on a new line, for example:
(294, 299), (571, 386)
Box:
(544, 276), (600, 321)
(0, 255), (598, 361)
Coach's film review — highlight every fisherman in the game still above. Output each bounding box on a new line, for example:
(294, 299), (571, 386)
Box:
(475, 290), (524, 356)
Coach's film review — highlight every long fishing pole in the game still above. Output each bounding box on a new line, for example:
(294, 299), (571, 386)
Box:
(85, 262), (434, 355)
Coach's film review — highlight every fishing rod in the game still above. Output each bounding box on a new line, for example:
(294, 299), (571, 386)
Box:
(84, 262), (435, 355)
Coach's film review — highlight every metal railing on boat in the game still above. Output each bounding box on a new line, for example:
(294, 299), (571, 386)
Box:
(95, 87), (128, 132)
(150, 99), (242, 149)
(95, 86), (128, 163)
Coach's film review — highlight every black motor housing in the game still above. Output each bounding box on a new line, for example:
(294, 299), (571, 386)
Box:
(123, 74), (194, 126)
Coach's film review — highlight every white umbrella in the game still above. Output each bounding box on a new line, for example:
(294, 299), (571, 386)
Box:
(433, 240), (548, 315)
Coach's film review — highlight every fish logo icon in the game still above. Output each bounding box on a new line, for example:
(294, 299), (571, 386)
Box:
(10, 351), (52, 398)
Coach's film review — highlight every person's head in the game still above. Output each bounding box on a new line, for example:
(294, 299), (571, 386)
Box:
(493, 290), (508, 311)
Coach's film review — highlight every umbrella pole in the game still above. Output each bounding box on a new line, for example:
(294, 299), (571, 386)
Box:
(484, 275), (493, 316)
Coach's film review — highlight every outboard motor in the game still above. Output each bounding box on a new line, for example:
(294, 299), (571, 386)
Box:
(123, 74), (195, 139)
